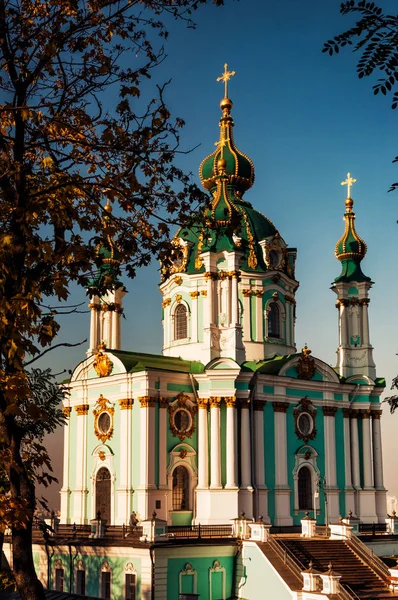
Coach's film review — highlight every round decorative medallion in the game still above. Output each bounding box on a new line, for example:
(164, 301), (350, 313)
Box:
(297, 412), (313, 437)
(173, 408), (191, 433)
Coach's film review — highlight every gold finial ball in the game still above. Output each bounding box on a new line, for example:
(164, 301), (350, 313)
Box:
(104, 201), (112, 213)
(345, 197), (354, 210)
(220, 97), (233, 112)
(217, 157), (227, 171)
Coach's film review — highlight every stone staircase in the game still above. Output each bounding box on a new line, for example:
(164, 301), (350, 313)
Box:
(270, 536), (398, 599)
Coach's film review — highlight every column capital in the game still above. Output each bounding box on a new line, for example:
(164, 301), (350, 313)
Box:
(242, 289), (253, 297)
(201, 289), (207, 297)
(204, 271), (217, 281)
(118, 398), (134, 410)
(138, 396), (156, 408)
(272, 401), (289, 413)
(372, 409), (382, 419)
(228, 270), (240, 279)
(239, 398), (250, 409)
(350, 408), (361, 418)
(224, 396), (237, 408)
(162, 297), (171, 308)
(88, 303), (101, 311)
(284, 294), (296, 305)
(336, 298), (349, 308)
(254, 399), (267, 411)
(209, 396), (221, 408)
(359, 408), (371, 419)
(159, 397), (169, 408)
(62, 406), (72, 417)
(253, 289), (264, 297)
(359, 298), (370, 306)
(197, 398), (209, 409)
(323, 406), (337, 417)
(342, 407), (352, 418)
(189, 291), (200, 299)
(75, 404), (89, 415)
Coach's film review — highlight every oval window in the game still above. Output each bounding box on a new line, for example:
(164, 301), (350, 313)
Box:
(174, 409), (191, 433)
(297, 412), (312, 437)
(98, 412), (111, 434)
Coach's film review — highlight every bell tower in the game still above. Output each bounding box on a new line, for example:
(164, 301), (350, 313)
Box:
(332, 174), (376, 379)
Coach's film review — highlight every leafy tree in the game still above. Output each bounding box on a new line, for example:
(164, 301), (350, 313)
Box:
(383, 375), (398, 413)
(323, 1), (398, 191)
(0, 1), (224, 598)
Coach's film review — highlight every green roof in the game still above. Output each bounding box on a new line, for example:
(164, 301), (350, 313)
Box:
(110, 350), (205, 374)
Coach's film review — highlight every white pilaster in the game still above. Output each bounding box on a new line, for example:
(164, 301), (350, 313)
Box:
(60, 407), (71, 523)
(350, 411), (361, 489)
(158, 400), (168, 489)
(206, 273), (215, 326)
(88, 296), (100, 353)
(240, 401), (251, 488)
(225, 398), (238, 489)
(372, 410), (383, 489)
(361, 300), (370, 346)
(255, 291), (264, 342)
(343, 408), (355, 516)
(242, 290), (251, 341)
(73, 404), (89, 524)
(323, 407), (340, 522)
(116, 398), (133, 524)
(254, 400), (269, 521)
(231, 272), (239, 325)
(190, 292), (199, 343)
(361, 410), (373, 488)
(210, 397), (222, 489)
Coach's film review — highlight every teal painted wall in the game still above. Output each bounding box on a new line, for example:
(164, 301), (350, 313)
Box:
(167, 383), (194, 393)
(167, 555), (234, 600)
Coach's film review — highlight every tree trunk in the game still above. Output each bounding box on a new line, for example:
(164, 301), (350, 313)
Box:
(12, 522), (45, 600)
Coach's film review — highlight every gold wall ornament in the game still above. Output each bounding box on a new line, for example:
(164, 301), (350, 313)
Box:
(253, 289), (264, 297)
(242, 289), (252, 297)
(62, 407), (72, 417)
(224, 396), (237, 408)
(75, 404), (89, 415)
(189, 291), (200, 299)
(201, 290), (207, 297)
(197, 398), (208, 409)
(175, 294), (182, 304)
(297, 345), (316, 380)
(98, 451), (106, 461)
(174, 276), (183, 286)
(159, 397), (169, 408)
(168, 237), (189, 274)
(118, 398), (134, 410)
(228, 270), (240, 279)
(293, 396), (317, 443)
(209, 396), (221, 408)
(93, 395), (115, 443)
(168, 392), (197, 441)
(179, 449), (188, 459)
(162, 298), (171, 308)
(138, 396), (156, 408)
(88, 303), (101, 311)
(93, 347), (113, 378)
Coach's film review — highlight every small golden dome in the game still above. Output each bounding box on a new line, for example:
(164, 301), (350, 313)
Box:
(220, 97), (233, 112)
(104, 202), (112, 213)
(217, 157), (227, 171)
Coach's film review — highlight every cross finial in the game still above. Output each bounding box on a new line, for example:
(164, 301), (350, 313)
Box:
(341, 172), (357, 199)
(217, 63), (236, 98)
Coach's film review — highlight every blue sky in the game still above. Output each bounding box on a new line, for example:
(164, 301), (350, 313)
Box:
(42, 0), (398, 507)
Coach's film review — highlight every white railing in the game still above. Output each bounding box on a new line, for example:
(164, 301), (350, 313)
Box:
(348, 533), (390, 581)
(268, 535), (305, 581)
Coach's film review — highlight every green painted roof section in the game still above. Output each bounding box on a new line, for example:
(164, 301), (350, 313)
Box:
(110, 350), (205, 374)
(241, 354), (297, 374)
(334, 258), (371, 284)
(374, 377), (386, 387)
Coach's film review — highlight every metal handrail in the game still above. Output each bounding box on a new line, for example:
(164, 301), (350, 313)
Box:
(267, 535), (305, 581)
(339, 583), (361, 600)
(348, 533), (390, 581)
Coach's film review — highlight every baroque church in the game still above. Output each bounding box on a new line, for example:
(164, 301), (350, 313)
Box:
(11, 66), (392, 600)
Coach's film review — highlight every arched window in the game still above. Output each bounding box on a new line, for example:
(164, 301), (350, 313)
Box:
(172, 465), (189, 511)
(298, 466), (312, 510)
(174, 304), (188, 340)
(268, 302), (280, 338)
(100, 561), (112, 600)
(125, 563), (137, 600)
(96, 466), (111, 523)
(76, 560), (86, 596)
(54, 560), (64, 592)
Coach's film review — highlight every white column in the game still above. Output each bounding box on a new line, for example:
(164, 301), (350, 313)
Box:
(323, 407), (337, 487)
(89, 298), (100, 351)
(339, 300), (349, 346)
(255, 292), (264, 342)
(274, 403), (289, 487)
(148, 400), (156, 487)
(60, 407), (71, 523)
(139, 398), (149, 489)
(102, 306), (112, 347)
(343, 409), (353, 488)
(111, 309), (119, 349)
(158, 400), (168, 488)
(372, 411), (384, 489)
(242, 291), (251, 341)
(118, 398), (133, 523)
(198, 400), (209, 488)
(254, 401), (266, 487)
(241, 400), (252, 488)
(189, 292), (199, 342)
(210, 397), (222, 488)
(163, 299), (171, 348)
(361, 410), (373, 488)
(225, 397), (238, 488)
(361, 300), (370, 346)
(74, 404), (88, 524)
(231, 272), (239, 325)
(350, 412), (361, 488)
(206, 273), (214, 326)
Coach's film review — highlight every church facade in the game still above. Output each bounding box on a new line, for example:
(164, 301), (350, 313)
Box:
(60, 75), (386, 533)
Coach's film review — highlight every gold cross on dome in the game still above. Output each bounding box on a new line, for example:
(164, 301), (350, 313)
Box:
(341, 172), (357, 198)
(217, 63), (236, 98)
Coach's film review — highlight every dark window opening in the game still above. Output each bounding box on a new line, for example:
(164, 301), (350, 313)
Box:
(173, 465), (189, 511)
(298, 466), (313, 510)
(101, 571), (111, 600)
(268, 303), (280, 338)
(96, 467), (111, 523)
(125, 573), (136, 600)
(55, 568), (64, 592)
(174, 304), (188, 340)
(76, 570), (86, 596)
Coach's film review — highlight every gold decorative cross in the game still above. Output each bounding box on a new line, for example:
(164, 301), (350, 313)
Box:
(217, 63), (236, 98)
(341, 172), (357, 198)
(214, 137), (229, 157)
